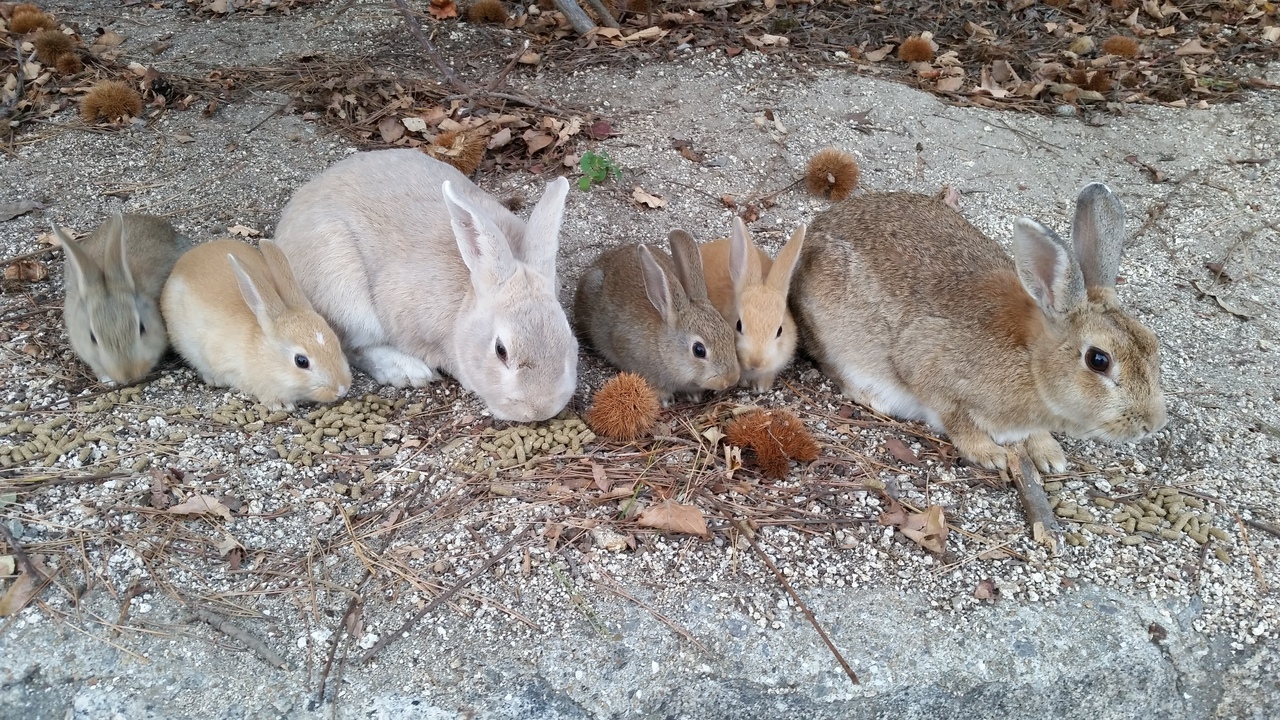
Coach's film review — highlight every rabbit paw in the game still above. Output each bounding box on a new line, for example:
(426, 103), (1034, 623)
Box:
(743, 372), (776, 393)
(945, 417), (1008, 470)
(354, 347), (436, 388)
(1025, 431), (1067, 474)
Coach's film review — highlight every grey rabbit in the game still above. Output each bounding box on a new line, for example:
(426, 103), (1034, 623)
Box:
(55, 212), (189, 385)
(574, 229), (739, 404)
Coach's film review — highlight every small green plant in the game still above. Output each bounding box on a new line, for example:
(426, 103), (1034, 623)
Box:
(578, 150), (621, 191)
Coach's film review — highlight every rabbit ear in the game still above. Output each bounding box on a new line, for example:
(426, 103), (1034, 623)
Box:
(765, 223), (806, 294)
(521, 177), (569, 278)
(442, 180), (517, 292)
(668, 229), (709, 301)
(257, 240), (312, 310)
(53, 223), (96, 291)
(729, 217), (761, 292)
(638, 245), (675, 325)
(1013, 218), (1086, 315)
(101, 211), (136, 292)
(1071, 182), (1125, 289)
(228, 254), (277, 332)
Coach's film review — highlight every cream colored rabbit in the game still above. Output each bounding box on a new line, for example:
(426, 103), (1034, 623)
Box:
(161, 239), (351, 410)
(790, 183), (1166, 472)
(700, 218), (805, 391)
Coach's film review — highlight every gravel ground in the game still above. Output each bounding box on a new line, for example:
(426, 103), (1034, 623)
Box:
(1, 2), (1278, 718)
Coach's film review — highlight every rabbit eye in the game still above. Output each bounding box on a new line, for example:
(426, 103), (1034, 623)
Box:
(139, 322), (146, 335)
(495, 339), (508, 363)
(775, 325), (783, 338)
(692, 341), (707, 359)
(294, 354), (310, 370)
(1085, 347), (1111, 374)
(735, 319), (742, 334)
(89, 332), (98, 345)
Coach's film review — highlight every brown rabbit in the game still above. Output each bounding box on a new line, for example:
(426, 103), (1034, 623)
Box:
(790, 183), (1167, 472)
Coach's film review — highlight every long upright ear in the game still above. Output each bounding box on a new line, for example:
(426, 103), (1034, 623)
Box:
(521, 176), (569, 279)
(257, 240), (312, 310)
(668, 229), (710, 302)
(101, 211), (136, 292)
(1071, 182), (1125, 289)
(638, 245), (674, 326)
(229, 254), (276, 332)
(53, 223), (96, 293)
(1012, 218), (1086, 315)
(765, 223), (806, 295)
(442, 180), (517, 293)
(728, 217), (761, 294)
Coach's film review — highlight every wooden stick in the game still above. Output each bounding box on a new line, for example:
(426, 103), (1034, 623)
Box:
(391, 0), (467, 92)
(549, 0), (598, 34)
(583, 0), (620, 28)
(189, 606), (290, 670)
(1005, 448), (1063, 554)
(359, 525), (529, 664)
(0, 522), (44, 581)
(731, 519), (859, 685)
(0, 245), (58, 267)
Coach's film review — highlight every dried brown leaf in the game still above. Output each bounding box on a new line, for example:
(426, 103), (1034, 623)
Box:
(900, 505), (948, 554)
(3, 260), (47, 282)
(378, 116), (405, 143)
(632, 186), (667, 209)
(0, 199), (45, 222)
(884, 437), (919, 465)
(0, 559), (47, 616)
(168, 494), (233, 521)
(428, 0), (459, 20)
(637, 499), (707, 536)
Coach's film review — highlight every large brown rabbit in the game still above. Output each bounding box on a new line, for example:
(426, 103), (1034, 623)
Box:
(790, 183), (1167, 472)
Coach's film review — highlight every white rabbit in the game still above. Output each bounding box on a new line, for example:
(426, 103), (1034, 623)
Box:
(272, 150), (577, 422)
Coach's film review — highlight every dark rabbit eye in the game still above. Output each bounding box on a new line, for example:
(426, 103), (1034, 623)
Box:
(90, 332), (98, 345)
(495, 339), (508, 363)
(294, 354), (310, 370)
(1085, 347), (1111, 374)
(139, 322), (146, 335)
(692, 341), (707, 359)
(775, 325), (783, 338)
(735, 319), (743, 334)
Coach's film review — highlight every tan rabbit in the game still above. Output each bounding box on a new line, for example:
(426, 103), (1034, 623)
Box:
(161, 239), (351, 410)
(700, 218), (805, 391)
(55, 212), (189, 385)
(790, 183), (1167, 472)
(575, 229), (739, 404)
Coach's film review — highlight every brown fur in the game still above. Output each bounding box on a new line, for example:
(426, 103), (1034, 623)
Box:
(790, 189), (1166, 472)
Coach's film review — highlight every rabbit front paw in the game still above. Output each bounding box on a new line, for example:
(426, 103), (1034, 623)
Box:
(354, 347), (436, 388)
(1025, 431), (1067, 474)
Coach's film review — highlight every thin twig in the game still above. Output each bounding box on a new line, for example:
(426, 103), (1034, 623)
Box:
(486, 41), (529, 94)
(594, 573), (709, 654)
(730, 519), (859, 686)
(1004, 447), (1063, 555)
(1243, 517), (1280, 539)
(583, 0), (620, 28)
(0, 522), (44, 580)
(0, 244), (58, 267)
(359, 525), (530, 664)
(189, 606), (290, 670)
(391, 0), (466, 92)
